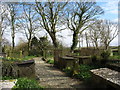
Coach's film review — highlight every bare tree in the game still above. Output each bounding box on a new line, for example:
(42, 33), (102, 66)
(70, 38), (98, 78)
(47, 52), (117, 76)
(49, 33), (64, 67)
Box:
(35, 1), (67, 48)
(67, 1), (104, 51)
(17, 3), (39, 54)
(85, 32), (90, 48)
(88, 20), (103, 49)
(0, 3), (9, 53)
(7, 3), (18, 51)
(100, 20), (118, 50)
(88, 20), (118, 50)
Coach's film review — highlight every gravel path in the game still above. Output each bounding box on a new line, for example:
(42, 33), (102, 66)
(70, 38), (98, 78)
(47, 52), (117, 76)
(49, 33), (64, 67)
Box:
(0, 79), (17, 90)
(34, 57), (85, 89)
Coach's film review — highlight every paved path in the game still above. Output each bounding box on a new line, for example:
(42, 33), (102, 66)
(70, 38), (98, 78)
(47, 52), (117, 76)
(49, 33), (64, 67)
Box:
(0, 79), (17, 90)
(34, 57), (85, 88)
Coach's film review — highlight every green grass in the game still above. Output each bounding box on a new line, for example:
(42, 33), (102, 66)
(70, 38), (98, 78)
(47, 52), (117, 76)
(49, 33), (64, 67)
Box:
(23, 56), (36, 60)
(75, 65), (93, 80)
(1, 76), (16, 80)
(63, 67), (73, 77)
(12, 77), (44, 89)
(63, 64), (104, 81)
(2, 56), (36, 62)
(109, 55), (120, 60)
(46, 59), (54, 64)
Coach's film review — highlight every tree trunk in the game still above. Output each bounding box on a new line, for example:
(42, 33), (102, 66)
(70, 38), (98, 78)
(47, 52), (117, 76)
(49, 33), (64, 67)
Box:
(52, 37), (58, 48)
(28, 39), (31, 55)
(12, 35), (15, 51)
(11, 11), (15, 52)
(71, 31), (79, 52)
(11, 22), (15, 51)
(105, 44), (109, 50)
(95, 42), (99, 49)
(85, 34), (89, 48)
(49, 32), (58, 49)
(0, 22), (2, 53)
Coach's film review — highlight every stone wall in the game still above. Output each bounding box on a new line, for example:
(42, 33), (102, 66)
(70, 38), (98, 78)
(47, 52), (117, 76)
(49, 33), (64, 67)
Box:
(58, 57), (77, 69)
(57, 56), (92, 70)
(107, 59), (120, 72)
(74, 48), (104, 56)
(2, 60), (35, 78)
(73, 56), (92, 65)
(0, 53), (6, 57)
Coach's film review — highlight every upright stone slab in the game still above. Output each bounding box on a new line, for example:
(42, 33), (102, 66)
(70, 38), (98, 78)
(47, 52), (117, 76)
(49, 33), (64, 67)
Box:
(54, 49), (62, 66)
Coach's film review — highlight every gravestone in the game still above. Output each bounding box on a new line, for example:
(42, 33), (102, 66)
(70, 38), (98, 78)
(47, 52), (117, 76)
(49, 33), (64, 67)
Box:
(73, 56), (92, 65)
(54, 49), (62, 66)
(59, 56), (76, 69)
(90, 68), (120, 89)
(2, 60), (35, 78)
(0, 53), (6, 58)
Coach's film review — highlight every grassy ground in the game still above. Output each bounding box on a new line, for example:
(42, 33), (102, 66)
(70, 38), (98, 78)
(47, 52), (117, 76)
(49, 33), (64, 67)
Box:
(109, 55), (120, 60)
(2, 56), (36, 62)
(1, 76), (17, 80)
(46, 59), (54, 64)
(13, 77), (44, 89)
(1, 76), (44, 89)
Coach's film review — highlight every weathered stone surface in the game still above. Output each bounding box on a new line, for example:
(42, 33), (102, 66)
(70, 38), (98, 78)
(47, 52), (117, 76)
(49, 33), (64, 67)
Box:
(59, 56), (77, 69)
(2, 60), (35, 78)
(107, 60), (120, 72)
(107, 63), (120, 72)
(0, 79), (17, 90)
(0, 53), (6, 57)
(74, 56), (92, 64)
(90, 68), (120, 89)
(54, 49), (62, 66)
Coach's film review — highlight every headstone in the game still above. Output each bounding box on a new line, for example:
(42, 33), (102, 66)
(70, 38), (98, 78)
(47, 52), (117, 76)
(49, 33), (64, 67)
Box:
(54, 49), (62, 66)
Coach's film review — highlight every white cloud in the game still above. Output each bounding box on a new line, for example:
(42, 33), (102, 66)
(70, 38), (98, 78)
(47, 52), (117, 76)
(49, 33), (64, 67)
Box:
(113, 18), (118, 22)
(100, 1), (119, 15)
(110, 36), (118, 46)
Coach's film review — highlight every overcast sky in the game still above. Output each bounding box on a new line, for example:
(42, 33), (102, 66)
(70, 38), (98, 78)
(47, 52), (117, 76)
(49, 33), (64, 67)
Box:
(2, 0), (119, 47)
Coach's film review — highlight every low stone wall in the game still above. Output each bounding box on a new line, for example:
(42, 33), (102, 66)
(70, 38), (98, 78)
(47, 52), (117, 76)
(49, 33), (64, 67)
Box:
(74, 48), (104, 56)
(107, 59), (120, 72)
(58, 56), (78, 69)
(2, 60), (35, 78)
(58, 56), (92, 70)
(0, 53), (6, 57)
(73, 56), (92, 65)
